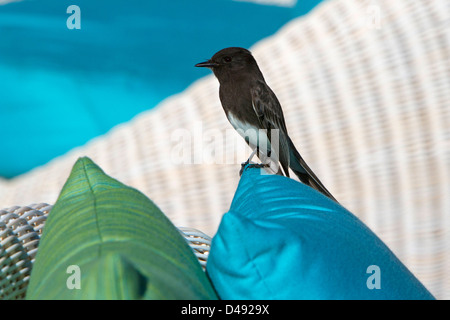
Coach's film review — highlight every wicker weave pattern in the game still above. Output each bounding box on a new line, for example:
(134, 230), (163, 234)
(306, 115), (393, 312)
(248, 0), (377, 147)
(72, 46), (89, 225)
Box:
(0, 204), (50, 300)
(0, 0), (448, 298)
(178, 227), (211, 270)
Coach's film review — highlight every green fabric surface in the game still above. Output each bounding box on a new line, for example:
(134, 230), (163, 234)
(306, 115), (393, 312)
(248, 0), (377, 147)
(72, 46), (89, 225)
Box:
(26, 157), (217, 300)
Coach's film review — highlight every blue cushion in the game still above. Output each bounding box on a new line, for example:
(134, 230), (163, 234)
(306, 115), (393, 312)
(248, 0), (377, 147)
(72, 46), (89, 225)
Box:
(207, 166), (435, 299)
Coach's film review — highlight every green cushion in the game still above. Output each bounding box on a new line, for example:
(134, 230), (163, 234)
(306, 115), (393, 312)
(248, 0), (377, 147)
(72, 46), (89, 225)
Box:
(26, 157), (217, 300)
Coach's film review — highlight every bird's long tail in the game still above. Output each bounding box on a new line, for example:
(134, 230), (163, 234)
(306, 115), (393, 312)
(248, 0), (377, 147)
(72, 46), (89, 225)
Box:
(288, 137), (338, 203)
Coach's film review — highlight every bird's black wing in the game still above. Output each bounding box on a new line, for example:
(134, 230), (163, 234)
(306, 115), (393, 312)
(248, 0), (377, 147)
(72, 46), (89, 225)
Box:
(251, 81), (338, 202)
(250, 80), (290, 177)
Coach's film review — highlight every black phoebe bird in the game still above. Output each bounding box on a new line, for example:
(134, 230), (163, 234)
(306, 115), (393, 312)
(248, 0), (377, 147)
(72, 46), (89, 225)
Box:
(196, 47), (337, 202)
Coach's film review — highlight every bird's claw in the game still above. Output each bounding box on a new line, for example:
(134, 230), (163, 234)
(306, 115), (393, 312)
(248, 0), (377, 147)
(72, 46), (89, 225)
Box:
(239, 160), (250, 176)
(239, 161), (270, 176)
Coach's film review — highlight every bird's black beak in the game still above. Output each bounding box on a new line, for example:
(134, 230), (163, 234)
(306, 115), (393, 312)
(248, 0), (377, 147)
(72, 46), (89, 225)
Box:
(195, 60), (218, 68)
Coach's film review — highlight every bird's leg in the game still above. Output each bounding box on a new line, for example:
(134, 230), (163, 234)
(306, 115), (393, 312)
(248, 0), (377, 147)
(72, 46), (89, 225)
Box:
(247, 147), (258, 163)
(239, 147), (269, 176)
(239, 148), (257, 176)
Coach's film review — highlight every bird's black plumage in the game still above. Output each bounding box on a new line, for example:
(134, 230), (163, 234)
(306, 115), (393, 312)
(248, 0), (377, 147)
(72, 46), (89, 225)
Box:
(196, 47), (337, 202)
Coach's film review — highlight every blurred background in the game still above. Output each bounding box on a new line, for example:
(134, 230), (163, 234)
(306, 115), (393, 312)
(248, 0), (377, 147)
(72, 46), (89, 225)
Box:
(0, 0), (320, 178)
(0, 0), (449, 299)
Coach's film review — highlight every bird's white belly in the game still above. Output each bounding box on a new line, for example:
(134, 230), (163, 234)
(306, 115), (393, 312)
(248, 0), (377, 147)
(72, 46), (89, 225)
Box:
(227, 113), (271, 152)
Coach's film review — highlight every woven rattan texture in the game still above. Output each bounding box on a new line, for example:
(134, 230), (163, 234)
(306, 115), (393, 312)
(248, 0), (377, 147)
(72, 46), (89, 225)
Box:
(0, 0), (448, 298)
(0, 204), (50, 300)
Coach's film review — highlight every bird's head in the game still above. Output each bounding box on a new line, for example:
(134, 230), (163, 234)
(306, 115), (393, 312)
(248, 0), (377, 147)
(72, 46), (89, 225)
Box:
(195, 47), (261, 82)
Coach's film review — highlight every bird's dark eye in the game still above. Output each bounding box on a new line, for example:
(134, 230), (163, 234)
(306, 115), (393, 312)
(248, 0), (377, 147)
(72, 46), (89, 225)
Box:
(223, 56), (232, 63)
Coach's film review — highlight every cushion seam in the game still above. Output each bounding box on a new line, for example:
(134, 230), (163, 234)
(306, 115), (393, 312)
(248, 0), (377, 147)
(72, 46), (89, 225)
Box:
(80, 158), (103, 258)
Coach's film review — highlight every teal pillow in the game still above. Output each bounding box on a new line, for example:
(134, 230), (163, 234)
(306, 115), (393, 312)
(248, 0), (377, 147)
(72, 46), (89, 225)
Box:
(207, 166), (435, 300)
(26, 157), (217, 300)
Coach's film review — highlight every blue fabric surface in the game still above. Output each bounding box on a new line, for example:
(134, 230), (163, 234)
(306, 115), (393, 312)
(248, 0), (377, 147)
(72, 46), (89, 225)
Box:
(0, 0), (323, 178)
(207, 167), (435, 299)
